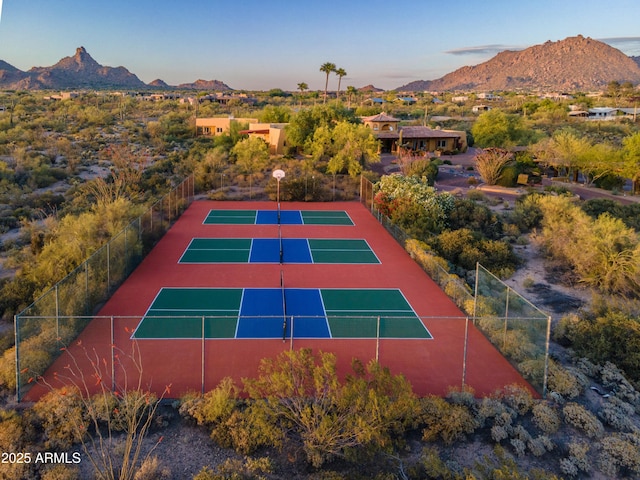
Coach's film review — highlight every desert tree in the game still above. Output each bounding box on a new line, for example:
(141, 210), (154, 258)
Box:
(320, 62), (336, 104)
(232, 136), (270, 198)
(622, 131), (640, 194)
(474, 147), (514, 185)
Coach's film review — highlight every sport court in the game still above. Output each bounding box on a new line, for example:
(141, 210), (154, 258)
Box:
(178, 238), (380, 264)
(204, 209), (354, 225)
(133, 286), (432, 340)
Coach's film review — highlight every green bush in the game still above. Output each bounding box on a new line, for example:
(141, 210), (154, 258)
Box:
(562, 402), (604, 438)
(532, 403), (561, 435)
(420, 396), (479, 445)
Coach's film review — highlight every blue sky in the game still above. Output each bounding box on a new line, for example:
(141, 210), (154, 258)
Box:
(1, 0), (640, 91)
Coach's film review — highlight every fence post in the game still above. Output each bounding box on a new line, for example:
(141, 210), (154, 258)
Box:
(111, 316), (115, 392)
(289, 316), (294, 351)
(376, 315), (380, 361)
(503, 287), (510, 350)
(462, 317), (469, 390)
(542, 315), (552, 399)
(14, 315), (20, 401)
(201, 316), (205, 395)
(55, 285), (60, 342)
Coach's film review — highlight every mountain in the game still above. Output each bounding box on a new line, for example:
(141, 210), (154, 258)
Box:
(176, 79), (232, 91)
(148, 79), (171, 89)
(399, 35), (640, 92)
(0, 47), (147, 90)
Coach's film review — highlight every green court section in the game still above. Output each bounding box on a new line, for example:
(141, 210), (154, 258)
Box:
(308, 239), (379, 264)
(204, 210), (257, 225)
(322, 289), (431, 339)
(180, 238), (252, 263)
(133, 288), (242, 339)
(300, 210), (353, 225)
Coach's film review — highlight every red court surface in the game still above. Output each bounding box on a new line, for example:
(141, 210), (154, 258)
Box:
(26, 200), (534, 401)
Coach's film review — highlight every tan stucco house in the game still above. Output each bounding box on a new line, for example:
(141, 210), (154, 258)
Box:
(362, 112), (467, 154)
(195, 117), (258, 136)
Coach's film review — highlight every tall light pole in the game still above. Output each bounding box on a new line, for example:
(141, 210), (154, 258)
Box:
(272, 169), (285, 222)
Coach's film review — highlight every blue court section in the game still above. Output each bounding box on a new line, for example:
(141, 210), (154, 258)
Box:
(248, 239), (312, 263)
(256, 210), (301, 225)
(236, 288), (330, 338)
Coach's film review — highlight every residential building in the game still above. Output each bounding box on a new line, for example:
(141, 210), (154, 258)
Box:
(240, 123), (289, 155)
(195, 116), (258, 136)
(362, 112), (467, 154)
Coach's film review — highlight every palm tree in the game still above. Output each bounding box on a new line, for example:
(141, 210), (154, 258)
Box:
(335, 67), (347, 102)
(297, 82), (308, 108)
(346, 86), (357, 109)
(320, 62), (336, 104)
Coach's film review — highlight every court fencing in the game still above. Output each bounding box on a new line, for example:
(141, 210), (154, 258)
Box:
(13, 175), (195, 401)
(359, 175), (551, 397)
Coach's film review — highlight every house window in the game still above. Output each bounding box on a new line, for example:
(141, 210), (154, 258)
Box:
(437, 140), (447, 148)
(216, 127), (223, 133)
(373, 124), (379, 130)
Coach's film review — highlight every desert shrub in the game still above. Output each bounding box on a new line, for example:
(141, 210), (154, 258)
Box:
(532, 403), (561, 435)
(527, 435), (554, 457)
(562, 402), (604, 438)
(420, 396), (479, 445)
(598, 433), (640, 478)
(560, 441), (591, 478)
(0, 410), (31, 479)
(133, 456), (171, 480)
(413, 446), (457, 480)
(32, 386), (88, 449)
(497, 384), (534, 416)
(213, 457), (273, 479)
(447, 198), (503, 239)
(179, 377), (239, 426)
(40, 464), (80, 480)
(546, 361), (585, 400)
(598, 397), (637, 432)
(599, 361), (640, 408)
(243, 349), (419, 468)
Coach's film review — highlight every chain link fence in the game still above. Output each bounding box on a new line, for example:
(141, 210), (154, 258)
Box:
(359, 175), (551, 396)
(13, 176), (194, 400)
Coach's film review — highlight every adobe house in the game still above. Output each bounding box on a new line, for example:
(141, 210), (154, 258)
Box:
(362, 112), (467, 154)
(239, 123), (289, 155)
(195, 116), (258, 136)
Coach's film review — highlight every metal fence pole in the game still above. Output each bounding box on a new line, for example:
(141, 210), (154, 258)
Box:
(111, 316), (115, 392)
(201, 316), (205, 395)
(503, 287), (510, 350)
(14, 315), (20, 401)
(462, 317), (469, 389)
(289, 316), (294, 351)
(542, 315), (552, 399)
(376, 315), (380, 361)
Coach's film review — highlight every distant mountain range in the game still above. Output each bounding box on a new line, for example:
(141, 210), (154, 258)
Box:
(1, 36), (640, 92)
(0, 47), (232, 91)
(398, 35), (640, 92)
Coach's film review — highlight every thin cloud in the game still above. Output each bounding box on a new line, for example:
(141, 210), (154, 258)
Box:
(445, 44), (523, 56)
(598, 36), (640, 55)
